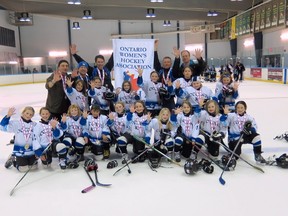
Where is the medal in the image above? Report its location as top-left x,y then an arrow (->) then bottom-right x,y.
24,143 -> 30,150
96,140 -> 101,145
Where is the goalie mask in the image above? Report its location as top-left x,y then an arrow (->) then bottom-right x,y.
184,159 -> 200,175
275,153 -> 288,168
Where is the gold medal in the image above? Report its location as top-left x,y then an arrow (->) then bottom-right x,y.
24,143 -> 30,150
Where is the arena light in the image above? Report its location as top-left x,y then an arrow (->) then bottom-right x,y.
49,51 -> 68,57
243,39 -> 254,47
280,32 -> 288,40
99,49 -> 113,55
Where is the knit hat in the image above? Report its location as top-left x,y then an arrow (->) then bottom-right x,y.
78,61 -> 89,69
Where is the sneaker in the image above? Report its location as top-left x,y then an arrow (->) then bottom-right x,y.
255,154 -> 266,164
189,151 -> 197,160
103,150 -> 110,160
59,158 -> 67,170
174,151 -> 181,162
121,153 -> 129,164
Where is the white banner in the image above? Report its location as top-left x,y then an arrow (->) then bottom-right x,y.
113,39 -> 154,90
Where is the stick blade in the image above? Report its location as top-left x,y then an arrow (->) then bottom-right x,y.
219,177 -> 226,185
10,189 -> 15,196
81,185 -> 95,193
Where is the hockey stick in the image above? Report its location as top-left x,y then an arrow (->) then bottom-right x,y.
118,147 -> 131,174
133,135 -> 182,167
200,130 -> 264,173
219,134 -> 244,185
113,147 -> 151,176
113,140 -> 161,176
82,166 -> 96,193
94,170 -> 111,187
183,136 -> 225,171
10,143 -> 52,196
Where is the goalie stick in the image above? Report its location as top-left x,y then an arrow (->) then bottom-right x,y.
200,130 -> 264,173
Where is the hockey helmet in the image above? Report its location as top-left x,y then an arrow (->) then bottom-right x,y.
84,158 -> 98,171
107,160 -> 118,169
221,154 -> 237,170
184,159 -> 200,175
198,158 -> 214,174
275,153 -> 288,168
104,92 -> 116,101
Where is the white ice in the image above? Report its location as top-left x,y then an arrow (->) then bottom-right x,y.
0,80 -> 288,216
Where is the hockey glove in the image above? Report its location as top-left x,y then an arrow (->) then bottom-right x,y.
211,131 -> 223,141
242,121 -> 253,135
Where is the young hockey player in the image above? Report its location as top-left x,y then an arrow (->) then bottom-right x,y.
215,72 -> 239,113
65,77 -> 89,111
221,101 -> 266,163
137,68 -> 163,117
115,81 -> 146,112
145,108 -> 177,167
1,107 -> 37,172
32,107 -> 63,167
172,101 -> 200,162
194,100 -> 227,160
116,100 -> 151,163
58,104 -> 86,169
88,76 -> 113,116
174,75 -> 216,111
107,101 -> 129,158
81,104 -> 111,160
168,66 -> 194,108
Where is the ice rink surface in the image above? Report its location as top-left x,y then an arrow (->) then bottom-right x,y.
1,80 -> 288,216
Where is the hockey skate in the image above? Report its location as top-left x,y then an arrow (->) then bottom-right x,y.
103,149 -> 110,160
121,153 -> 129,164
5,154 -> 16,169
189,151 -> 198,160
254,153 -> 266,164
59,158 -> 67,170
174,151 -> 181,162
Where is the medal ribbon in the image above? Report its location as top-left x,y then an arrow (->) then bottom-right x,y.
20,119 -> 33,144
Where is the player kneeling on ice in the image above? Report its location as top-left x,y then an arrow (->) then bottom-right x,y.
32,107 -> 63,167
220,101 -> 266,164
80,104 -> 111,161
1,107 -> 37,172
172,101 -> 200,162
194,100 -> 227,163
145,108 -> 177,168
